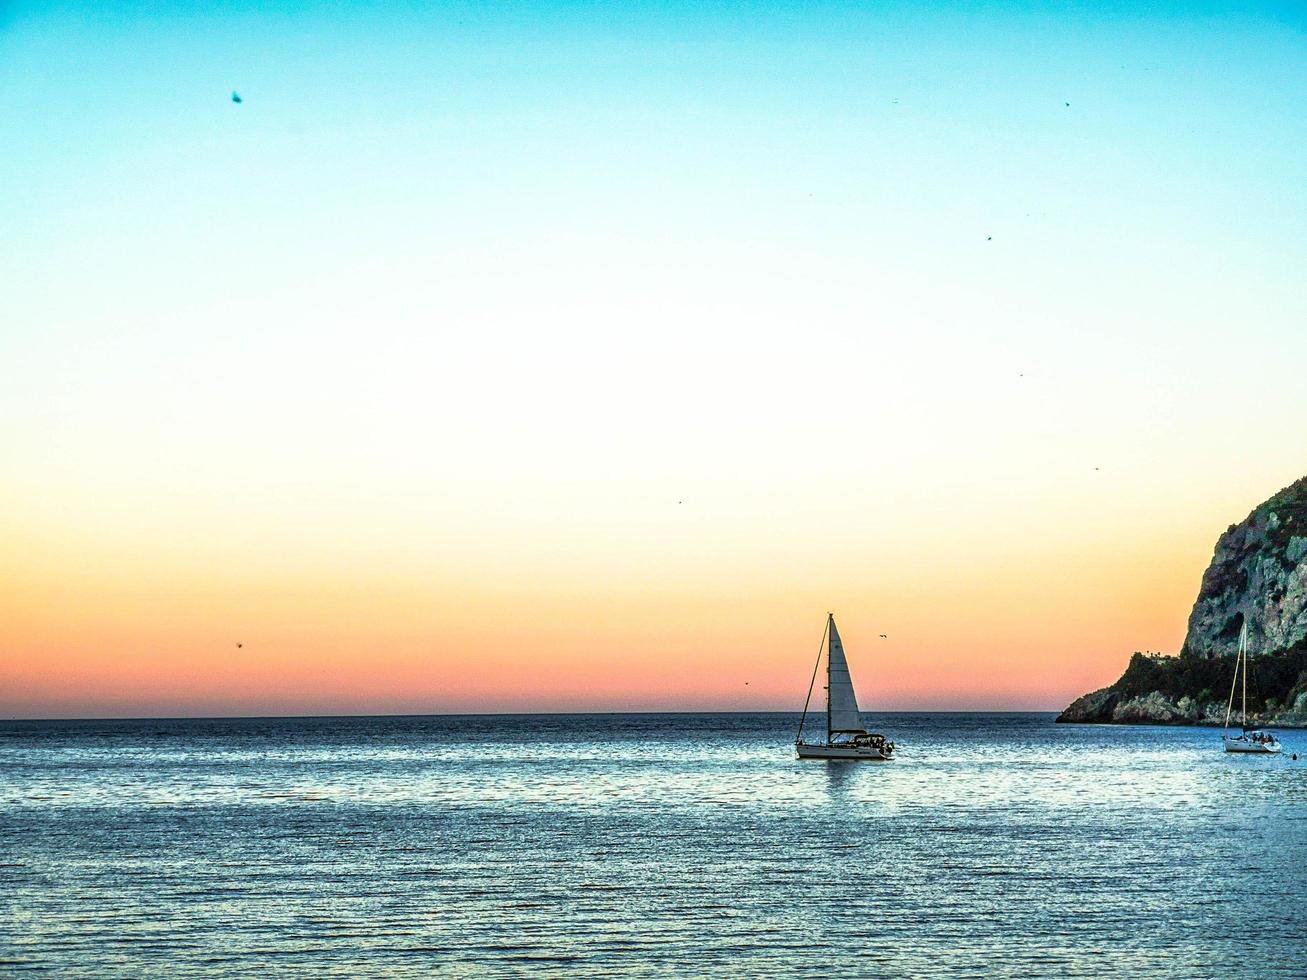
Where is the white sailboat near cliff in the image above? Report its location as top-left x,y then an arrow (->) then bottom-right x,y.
1221,620 -> 1281,754
796,614 -> 896,760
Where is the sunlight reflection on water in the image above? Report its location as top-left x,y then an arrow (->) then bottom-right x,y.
2,713 -> 1304,976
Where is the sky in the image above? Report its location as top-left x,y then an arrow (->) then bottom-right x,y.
2,0 -> 1305,718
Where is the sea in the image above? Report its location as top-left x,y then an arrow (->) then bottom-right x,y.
2,713 -> 1304,977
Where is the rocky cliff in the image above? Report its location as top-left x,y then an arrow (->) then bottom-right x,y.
1182,476 -> 1307,658
1059,475 -> 1307,726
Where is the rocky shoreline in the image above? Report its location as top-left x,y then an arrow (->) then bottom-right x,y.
1057,682 -> 1307,728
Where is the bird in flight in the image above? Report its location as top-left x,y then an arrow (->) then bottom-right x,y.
231,91 -> 243,104
236,642 -> 243,648
879,634 -> 888,639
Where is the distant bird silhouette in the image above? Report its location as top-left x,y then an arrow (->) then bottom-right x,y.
236,642 -> 243,648
879,634 -> 888,639
1064,101 -> 1070,107
986,236 -> 992,241
231,91 -> 243,104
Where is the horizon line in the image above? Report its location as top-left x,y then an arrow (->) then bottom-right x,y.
2,708 -> 1063,723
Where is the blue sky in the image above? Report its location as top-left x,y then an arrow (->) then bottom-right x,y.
5,1 -> 1304,475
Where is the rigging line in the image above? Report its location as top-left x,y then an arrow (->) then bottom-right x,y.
796,616 -> 830,746
1223,621 -> 1245,732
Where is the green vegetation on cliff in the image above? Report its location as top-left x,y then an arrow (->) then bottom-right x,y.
1058,636 -> 1307,725
1115,641 -> 1307,711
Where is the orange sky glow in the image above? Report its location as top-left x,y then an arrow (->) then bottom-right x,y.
4,464 -> 1298,718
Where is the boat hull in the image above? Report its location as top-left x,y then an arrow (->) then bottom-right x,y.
796,743 -> 893,761
1223,736 -> 1281,754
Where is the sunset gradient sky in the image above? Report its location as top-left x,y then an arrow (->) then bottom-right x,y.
3,0 -> 1306,717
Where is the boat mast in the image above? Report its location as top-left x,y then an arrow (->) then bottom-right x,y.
796,616 -> 830,745
1241,621 -> 1248,729
826,612 -> 833,745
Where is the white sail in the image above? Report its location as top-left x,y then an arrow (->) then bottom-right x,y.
827,617 -> 864,733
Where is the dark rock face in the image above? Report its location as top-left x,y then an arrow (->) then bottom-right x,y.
1182,476 -> 1307,659
1056,688 -> 1116,723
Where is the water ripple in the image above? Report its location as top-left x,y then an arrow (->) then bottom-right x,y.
2,713 -> 1305,977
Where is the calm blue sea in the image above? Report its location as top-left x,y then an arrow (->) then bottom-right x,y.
2,713 -> 1305,977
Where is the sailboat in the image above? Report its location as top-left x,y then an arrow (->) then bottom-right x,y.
1221,620 -> 1281,754
795,613 -> 895,760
